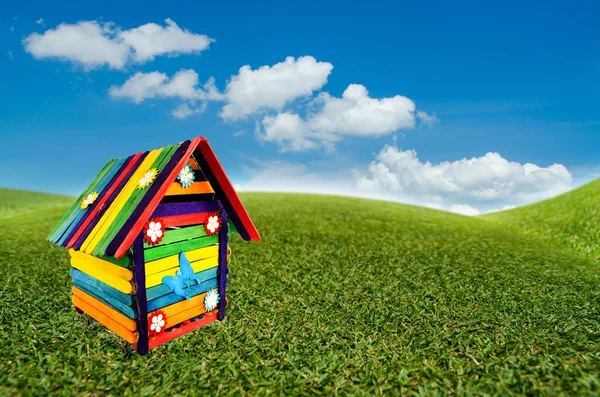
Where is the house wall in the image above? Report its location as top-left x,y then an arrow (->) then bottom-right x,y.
143,158 -> 229,342
68,250 -> 138,343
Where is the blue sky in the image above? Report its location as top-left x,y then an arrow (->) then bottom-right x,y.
1,0 -> 598,214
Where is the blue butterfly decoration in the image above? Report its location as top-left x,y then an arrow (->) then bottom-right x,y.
162,252 -> 200,301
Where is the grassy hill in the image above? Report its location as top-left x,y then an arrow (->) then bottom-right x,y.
483,178 -> 600,261
0,188 -> 74,219
0,188 -> 598,395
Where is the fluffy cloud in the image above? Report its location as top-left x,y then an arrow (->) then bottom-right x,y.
109,70 -> 222,103
23,19 -> 213,70
171,103 -> 207,119
258,84 -> 417,151
417,111 -> 439,126
356,145 -> 573,203
235,148 -> 574,216
220,56 -> 333,120
449,204 -> 480,216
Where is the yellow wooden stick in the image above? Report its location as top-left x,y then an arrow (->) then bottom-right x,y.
144,245 -> 219,276
71,261 -> 134,294
69,250 -> 133,280
72,295 -> 138,344
81,148 -> 163,253
145,257 -> 218,288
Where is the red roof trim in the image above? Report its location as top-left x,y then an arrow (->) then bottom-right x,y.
196,137 -> 261,242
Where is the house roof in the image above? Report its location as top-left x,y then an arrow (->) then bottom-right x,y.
47,137 -> 260,259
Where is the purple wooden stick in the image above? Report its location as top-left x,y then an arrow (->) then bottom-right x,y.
133,233 -> 149,356
217,210 -> 229,321
73,152 -> 149,251
151,200 -> 222,217
193,149 -> 251,241
103,141 -> 192,256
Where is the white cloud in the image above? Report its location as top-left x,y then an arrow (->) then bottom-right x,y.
486,204 -> 516,214
220,56 -> 333,120
9,26 -> 15,32
109,70 -> 222,103
171,103 -> 207,119
417,110 -> 439,126
258,84 -> 417,151
119,18 -> 214,63
7,50 -> 13,60
449,204 -> 480,216
36,18 -> 45,25
355,145 -> 573,203
234,149 -> 575,216
23,19 -> 213,70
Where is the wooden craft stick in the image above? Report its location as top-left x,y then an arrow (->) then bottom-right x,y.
143,224 -> 208,249
72,287 -> 137,331
153,290 -> 211,320
63,155 -> 135,248
143,235 -> 218,262
69,249 -> 133,280
147,277 -> 219,312
95,145 -> 178,256
144,245 -> 219,275
165,181 -> 214,196
132,234 -> 149,356
113,138 -> 201,259
164,304 -> 210,330
145,256 -> 218,288
217,211 -> 228,321
81,148 -> 164,254
195,138 -> 261,241
72,295 -> 138,344
148,311 -> 217,350
160,213 -> 210,228
48,157 -> 117,242
70,261 -> 134,294
71,152 -> 147,250
151,200 -> 222,218
145,266 -> 219,301
94,253 -> 132,268
72,280 -> 136,319
56,157 -> 127,246
70,268 -> 133,306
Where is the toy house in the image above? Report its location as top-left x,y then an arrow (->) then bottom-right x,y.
46,137 -> 260,355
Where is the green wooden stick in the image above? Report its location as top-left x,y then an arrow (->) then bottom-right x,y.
143,235 -> 219,262
143,224 -> 208,249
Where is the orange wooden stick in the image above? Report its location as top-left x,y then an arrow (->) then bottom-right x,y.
165,181 -> 214,196
72,295 -> 138,344
72,287 -> 137,331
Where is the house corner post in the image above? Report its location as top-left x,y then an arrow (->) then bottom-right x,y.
217,211 -> 229,321
133,233 -> 149,355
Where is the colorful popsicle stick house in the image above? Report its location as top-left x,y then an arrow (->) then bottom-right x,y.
47,137 -> 260,355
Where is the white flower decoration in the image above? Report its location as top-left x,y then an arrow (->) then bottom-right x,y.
206,215 -> 220,234
146,221 -> 163,243
80,192 -> 98,209
138,169 -> 158,189
177,163 -> 195,188
150,313 -> 166,333
204,289 -> 220,312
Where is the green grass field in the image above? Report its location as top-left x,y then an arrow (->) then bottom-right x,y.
0,185 -> 598,396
